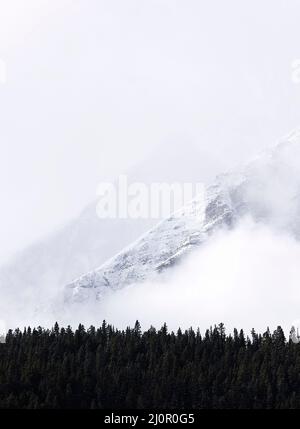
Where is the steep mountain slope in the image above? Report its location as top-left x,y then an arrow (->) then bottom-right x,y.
0,141 -> 211,302
66,129 -> 300,302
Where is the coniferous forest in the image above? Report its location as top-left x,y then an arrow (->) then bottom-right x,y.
0,321 -> 300,409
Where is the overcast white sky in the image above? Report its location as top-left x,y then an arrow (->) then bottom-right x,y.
0,0 -> 300,262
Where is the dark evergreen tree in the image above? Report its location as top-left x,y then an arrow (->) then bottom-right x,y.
0,321 -> 299,409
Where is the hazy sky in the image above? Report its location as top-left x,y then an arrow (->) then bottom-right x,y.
1,0 -> 300,262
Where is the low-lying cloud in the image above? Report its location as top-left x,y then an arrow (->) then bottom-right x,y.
2,218 -> 300,337
94,219 -> 300,335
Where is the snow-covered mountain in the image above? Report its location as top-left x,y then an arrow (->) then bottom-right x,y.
0,141 -> 213,303
66,129 -> 300,302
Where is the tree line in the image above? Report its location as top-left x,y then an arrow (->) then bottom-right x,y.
0,321 -> 299,409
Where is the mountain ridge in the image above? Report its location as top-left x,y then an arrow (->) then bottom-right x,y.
65,128 -> 300,303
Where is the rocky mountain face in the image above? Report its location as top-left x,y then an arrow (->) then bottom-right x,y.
65,129 -> 300,303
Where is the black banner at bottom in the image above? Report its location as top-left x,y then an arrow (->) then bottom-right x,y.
0,409 -> 298,426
